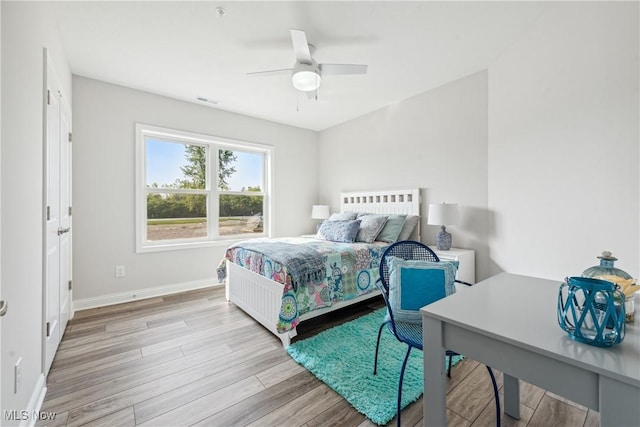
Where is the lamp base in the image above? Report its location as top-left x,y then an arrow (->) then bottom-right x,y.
435,225 -> 452,251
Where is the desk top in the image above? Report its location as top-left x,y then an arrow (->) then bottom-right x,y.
421,272 -> 640,387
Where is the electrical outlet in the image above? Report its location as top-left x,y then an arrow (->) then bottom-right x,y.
115,265 -> 125,278
14,357 -> 22,393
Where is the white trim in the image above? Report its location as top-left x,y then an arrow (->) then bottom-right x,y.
20,374 -> 46,427
73,279 -> 220,311
136,235 -> 260,253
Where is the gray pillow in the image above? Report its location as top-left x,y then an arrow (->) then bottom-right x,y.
316,219 -> 361,243
328,212 -> 358,221
397,215 -> 420,241
376,214 -> 407,243
355,214 -> 388,243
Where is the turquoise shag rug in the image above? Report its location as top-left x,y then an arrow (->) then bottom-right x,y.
287,308 -> 463,425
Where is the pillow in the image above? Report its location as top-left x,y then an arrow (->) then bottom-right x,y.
328,212 -> 358,221
386,256 -> 458,324
375,214 -> 407,243
316,219 -> 361,243
355,214 -> 388,243
397,215 -> 420,241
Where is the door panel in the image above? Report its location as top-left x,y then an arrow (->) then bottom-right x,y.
44,69 -> 61,374
44,53 -> 71,376
59,95 -> 71,335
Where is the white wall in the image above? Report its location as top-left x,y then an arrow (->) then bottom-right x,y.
488,2 -> 639,280
318,2 -> 639,283
72,77 -> 318,304
318,72 -> 490,279
1,2 -> 72,422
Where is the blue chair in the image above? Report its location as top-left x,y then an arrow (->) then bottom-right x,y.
373,240 -> 501,427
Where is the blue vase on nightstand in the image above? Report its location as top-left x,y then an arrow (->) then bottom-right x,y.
435,225 -> 452,251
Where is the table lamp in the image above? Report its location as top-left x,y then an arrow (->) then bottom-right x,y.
311,205 -> 330,231
427,203 -> 459,250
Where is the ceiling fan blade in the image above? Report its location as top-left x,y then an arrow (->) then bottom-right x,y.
319,64 -> 368,76
290,29 -> 312,64
246,68 -> 292,77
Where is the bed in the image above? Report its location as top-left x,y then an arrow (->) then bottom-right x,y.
225,188 -> 421,347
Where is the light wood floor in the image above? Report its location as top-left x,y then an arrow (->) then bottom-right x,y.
39,286 -> 600,427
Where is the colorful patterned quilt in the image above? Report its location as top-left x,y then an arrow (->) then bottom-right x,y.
225,237 -> 388,333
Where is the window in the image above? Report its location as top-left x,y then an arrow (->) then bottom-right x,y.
136,124 -> 272,252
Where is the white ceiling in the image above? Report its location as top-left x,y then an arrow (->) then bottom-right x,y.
52,1 -> 550,131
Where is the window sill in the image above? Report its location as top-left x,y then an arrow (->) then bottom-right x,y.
136,235 -> 266,253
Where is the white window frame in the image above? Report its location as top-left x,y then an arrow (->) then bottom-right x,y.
135,123 -> 273,253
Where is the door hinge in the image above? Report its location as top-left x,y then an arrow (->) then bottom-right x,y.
47,90 -> 51,105
46,321 -> 51,337
68,280 -> 72,290
68,132 -> 72,142
69,206 -> 72,216
46,206 -> 51,220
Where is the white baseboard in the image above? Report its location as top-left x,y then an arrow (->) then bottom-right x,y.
20,374 -> 46,427
72,278 -> 222,311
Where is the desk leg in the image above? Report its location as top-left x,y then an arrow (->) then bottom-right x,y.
503,374 -> 520,420
599,375 -> 640,426
423,316 -> 446,427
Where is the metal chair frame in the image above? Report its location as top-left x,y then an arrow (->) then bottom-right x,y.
373,240 -> 501,427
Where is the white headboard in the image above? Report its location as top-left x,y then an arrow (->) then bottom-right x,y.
339,189 -> 421,239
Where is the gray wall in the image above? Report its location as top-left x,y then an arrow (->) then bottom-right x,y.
318,2 -> 639,282
318,71 -> 491,279
72,77 -> 319,304
487,2 -> 639,280
1,2 -> 72,421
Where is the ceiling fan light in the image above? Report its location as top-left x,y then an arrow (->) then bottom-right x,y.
292,70 -> 321,91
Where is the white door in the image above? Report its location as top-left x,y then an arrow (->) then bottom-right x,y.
59,94 -> 71,336
44,52 -> 72,375
44,61 -> 61,374
1,6 -> 4,412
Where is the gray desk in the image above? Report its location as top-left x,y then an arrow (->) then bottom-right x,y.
421,273 -> 640,426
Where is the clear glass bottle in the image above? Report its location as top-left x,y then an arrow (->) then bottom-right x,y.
583,251 -> 634,323
582,251 -> 632,280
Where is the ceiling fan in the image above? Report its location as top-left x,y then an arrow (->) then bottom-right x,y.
247,29 -> 368,97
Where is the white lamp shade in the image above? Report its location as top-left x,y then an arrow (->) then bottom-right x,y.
292,71 -> 321,91
427,203 -> 459,226
311,205 -> 330,220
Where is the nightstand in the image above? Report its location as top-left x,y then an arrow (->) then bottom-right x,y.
432,247 -> 475,284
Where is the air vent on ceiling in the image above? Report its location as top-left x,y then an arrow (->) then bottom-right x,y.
196,97 -> 218,105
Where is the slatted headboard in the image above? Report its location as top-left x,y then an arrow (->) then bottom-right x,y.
339,189 -> 421,240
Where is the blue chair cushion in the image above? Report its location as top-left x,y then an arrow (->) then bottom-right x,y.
387,256 -> 458,324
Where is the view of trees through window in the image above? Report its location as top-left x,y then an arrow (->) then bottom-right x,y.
145,138 -> 265,241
